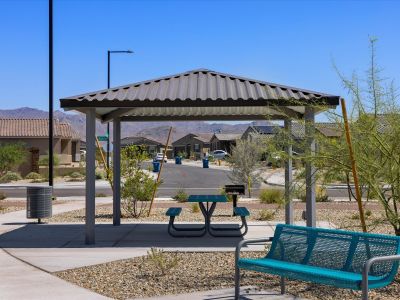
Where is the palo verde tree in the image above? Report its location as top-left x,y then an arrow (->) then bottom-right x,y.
267,37 -> 400,235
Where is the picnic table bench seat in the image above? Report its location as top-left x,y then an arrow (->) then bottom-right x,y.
233,207 -> 250,217
235,224 -> 400,300
166,207 -> 182,217
166,207 -> 206,237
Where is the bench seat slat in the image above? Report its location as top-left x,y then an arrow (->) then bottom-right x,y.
238,258 -> 384,290
166,207 -> 182,217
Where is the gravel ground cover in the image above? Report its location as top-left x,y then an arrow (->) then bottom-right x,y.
52,201 -> 399,299
55,251 -> 400,300
0,199 -> 68,215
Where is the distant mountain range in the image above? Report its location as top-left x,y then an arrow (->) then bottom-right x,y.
0,107 -> 271,142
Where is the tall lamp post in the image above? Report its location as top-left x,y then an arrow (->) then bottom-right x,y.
49,0 -> 54,186
106,50 -> 133,171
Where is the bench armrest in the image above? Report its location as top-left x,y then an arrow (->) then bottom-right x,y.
235,237 -> 273,265
362,254 -> 400,299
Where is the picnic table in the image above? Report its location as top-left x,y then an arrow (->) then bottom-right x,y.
166,194 -> 249,237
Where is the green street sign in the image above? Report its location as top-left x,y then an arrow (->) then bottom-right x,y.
97,135 -> 108,142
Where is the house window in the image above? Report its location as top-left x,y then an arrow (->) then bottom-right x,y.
194,143 -> 200,152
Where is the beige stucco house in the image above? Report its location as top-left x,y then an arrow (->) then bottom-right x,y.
0,118 -> 81,176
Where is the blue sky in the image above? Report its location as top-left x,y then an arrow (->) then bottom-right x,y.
0,0 -> 399,120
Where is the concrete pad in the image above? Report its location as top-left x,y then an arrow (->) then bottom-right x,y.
134,286 -> 304,300
6,247 -> 149,272
1,221 -> 334,272
0,249 -> 109,300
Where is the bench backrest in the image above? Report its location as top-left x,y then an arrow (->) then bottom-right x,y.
267,224 -> 400,278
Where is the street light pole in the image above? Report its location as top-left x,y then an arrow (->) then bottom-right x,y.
106,50 -> 133,171
49,0 -> 54,186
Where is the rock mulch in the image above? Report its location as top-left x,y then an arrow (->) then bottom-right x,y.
55,251 -> 400,300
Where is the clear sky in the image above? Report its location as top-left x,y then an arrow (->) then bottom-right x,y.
0,0 -> 399,119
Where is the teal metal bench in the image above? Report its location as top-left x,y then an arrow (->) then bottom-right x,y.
235,224 -> 400,300
166,207 -> 206,237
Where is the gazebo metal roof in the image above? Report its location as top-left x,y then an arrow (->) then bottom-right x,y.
60,69 -> 340,122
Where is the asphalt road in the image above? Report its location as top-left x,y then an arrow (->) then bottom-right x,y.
0,163 -> 351,198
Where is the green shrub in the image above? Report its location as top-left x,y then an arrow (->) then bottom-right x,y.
173,188 -> 188,203
365,209 -> 372,217
258,209 -> 276,221
25,172 -> 42,180
69,171 -> 83,179
259,188 -> 284,204
0,171 -> 22,183
38,153 -> 60,166
191,203 -> 200,213
95,169 -> 106,180
298,186 -> 330,202
95,193 -> 107,197
219,188 -> 233,202
146,248 -> 180,276
0,192 -> 6,200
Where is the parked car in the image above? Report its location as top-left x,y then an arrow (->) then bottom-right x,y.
212,150 -> 228,160
154,153 -> 167,163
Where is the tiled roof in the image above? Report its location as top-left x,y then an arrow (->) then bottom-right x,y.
120,136 -> 163,146
194,133 -> 213,143
0,118 -> 81,139
251,125 -> 283,135
213,133 -> 242,141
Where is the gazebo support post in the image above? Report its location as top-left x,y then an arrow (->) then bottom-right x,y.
113,117 -> 121,226
284,119 -> 293,225
281,118 -> 293,294
305,107 -> 316,227
85,108 -> 96,244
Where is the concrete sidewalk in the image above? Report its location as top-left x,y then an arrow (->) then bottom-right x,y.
0,248 -> 109,299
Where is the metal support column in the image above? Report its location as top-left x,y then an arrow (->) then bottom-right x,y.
284,119 -> 293,225
113,117 -> 121,226
305,107 -> 316,227
85,108 -> 96,244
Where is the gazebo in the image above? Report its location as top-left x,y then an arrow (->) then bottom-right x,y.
60,69 -> 340,244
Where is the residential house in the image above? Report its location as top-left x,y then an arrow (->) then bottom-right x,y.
172,133 -> 213,159
210,133 -> 242,154
120,136 -> 172,158
0,118 -> 81,176
242,125 -> 283,141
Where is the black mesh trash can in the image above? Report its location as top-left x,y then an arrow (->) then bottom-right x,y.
26,186 -> 52,223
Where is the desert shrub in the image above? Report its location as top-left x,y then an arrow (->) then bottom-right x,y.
95,193 -> 107,197
228,139 -> 262,197
95,169 -> 105,180
258,209 -> 276,221
121,145 -> 159,218
173,188 -> 188,203
0,171 -> 22,183
259,188 -> 284,204
191,203 -> 200,213
38,153 -> 60,166
25,172 -> 42,180
298,186 -> 330,202
220,188 -> 233,202
69,171 -> 83,179
146,248 -> 180,276
0,192 -> 6,200
0,142 -> 27,177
